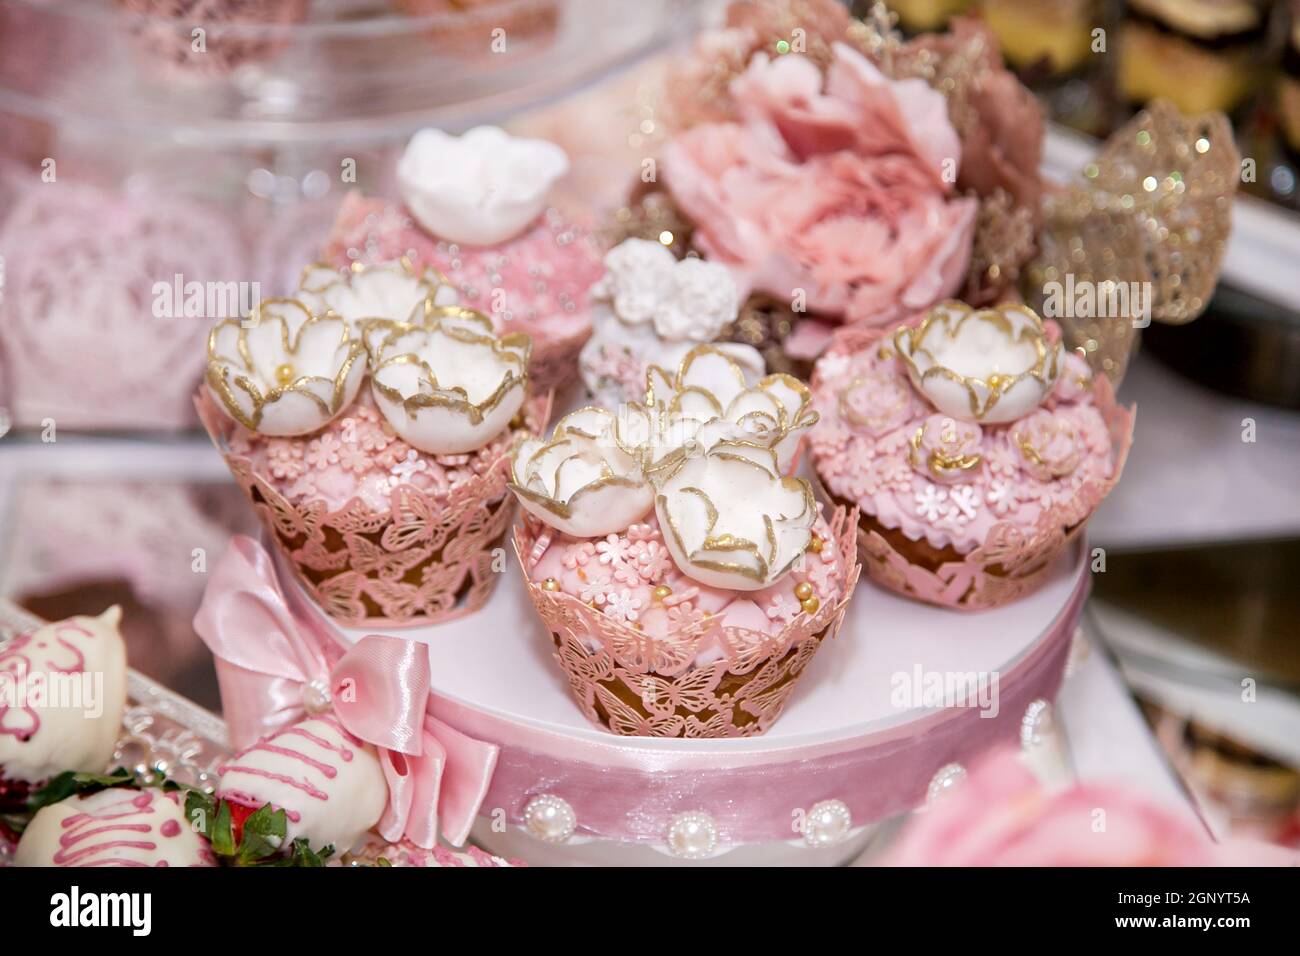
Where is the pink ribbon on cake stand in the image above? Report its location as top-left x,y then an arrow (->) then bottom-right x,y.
193,535 -> 497,847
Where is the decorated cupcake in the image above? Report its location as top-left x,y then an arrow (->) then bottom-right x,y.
320,126 -> 602,394
197,289 -> 546,627
393,0 -> 559,55
1281,12 -> 1300,165
0,608 -> 128,807
510,346 -> 858,738
16,785 -> 217,868
810,301 -> 1134,610
115,0 -> 310,79
980,0 -> 1097,78
579,238 -> 764,407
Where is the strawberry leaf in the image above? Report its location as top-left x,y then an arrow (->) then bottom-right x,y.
251,838 -> 334,868
184,789 -> 217,841
287,839 -> 334,867
28,768 -> 137,813
235,805 -> 287,864
210,798 -> 236,858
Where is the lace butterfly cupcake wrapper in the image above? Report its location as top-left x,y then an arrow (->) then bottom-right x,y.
842,376 -> 1134,611
513,507 -> 861,738
197,389 -> 551,628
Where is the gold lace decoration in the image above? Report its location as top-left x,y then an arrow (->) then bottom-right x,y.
964,189 -> 1038,306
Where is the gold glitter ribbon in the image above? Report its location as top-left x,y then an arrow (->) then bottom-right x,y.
1025,100 -> 1240,384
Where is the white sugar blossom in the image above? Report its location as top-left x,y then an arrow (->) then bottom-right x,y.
510,407 -> 654,538
896,301 -> 1061,424
655,443 -> 816,591
645,344 -> 818,474
580,239 -> 760,406
207,298 -> 366,436
594,238 -> 677,323
297,259 -> 457,334
369,308 -> 529,454
397,126 -> 569,246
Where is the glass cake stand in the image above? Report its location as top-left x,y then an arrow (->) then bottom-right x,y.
0,0 -> 700,432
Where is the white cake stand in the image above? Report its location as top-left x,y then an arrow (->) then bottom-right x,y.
307,534 -> 1089,866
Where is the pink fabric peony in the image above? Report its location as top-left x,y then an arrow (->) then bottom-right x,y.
884,749 -> 1295,867
665,42 -> 977,331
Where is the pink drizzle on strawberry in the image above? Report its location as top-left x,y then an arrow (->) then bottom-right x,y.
217,715 -> 358,808
0,626 -> 91,742
54,790 -> 159,867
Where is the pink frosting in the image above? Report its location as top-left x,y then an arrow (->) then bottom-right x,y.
811,334 -> 1114,555
528,511 -> 844,662
664,43 -> 976,328
227,391 -> 515,513
322,192 -> 600,344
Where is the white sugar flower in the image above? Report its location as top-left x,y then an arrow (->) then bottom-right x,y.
206,298 -> 366,436
510,407 -> 654,538
581,240 -> 759,406
592,238 -> 676,323
895,301 -> 1061,424
645,345 -> 818,474
369,308 -> 529,454
654,256 -> 737,342
655,443 -> 816,591
591,239 -> 740,342
397,126 -> 569,247
297,259 -> 457,334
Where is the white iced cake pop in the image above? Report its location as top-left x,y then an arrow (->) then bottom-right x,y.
216,716 -> 387,852
16,787 -> 217,867
0,607 -> 128,785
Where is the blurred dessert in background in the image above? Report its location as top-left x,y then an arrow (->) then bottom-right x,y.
1280,9 -> 1300,164
883,0 -> 973,33
979,0 -> 1097,78
1117,0 -> 1268,116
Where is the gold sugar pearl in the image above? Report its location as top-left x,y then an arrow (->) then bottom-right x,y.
794,581 -> 814,601
808,535 -> 824,554
275,363 -> 296,385
800,596 -> 821,614
541,578 -> 560,592
652,585 -> 673,602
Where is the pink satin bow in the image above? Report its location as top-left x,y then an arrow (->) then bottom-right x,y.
193,535 -> 497,847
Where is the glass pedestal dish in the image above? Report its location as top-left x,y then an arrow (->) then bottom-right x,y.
0,0 -> 695,432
